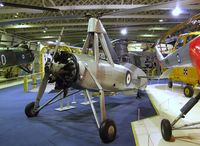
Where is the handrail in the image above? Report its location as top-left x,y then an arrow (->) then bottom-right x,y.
0,72 -> 43,83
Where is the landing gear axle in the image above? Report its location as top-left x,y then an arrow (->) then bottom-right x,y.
25,102 -> 39,117
161,93 -> 200,141
183,85 -> 194,97
99,119 -> 117,143
161,119 -> 172,141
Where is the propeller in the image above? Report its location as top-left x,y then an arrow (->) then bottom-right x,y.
33,27 -> 65,108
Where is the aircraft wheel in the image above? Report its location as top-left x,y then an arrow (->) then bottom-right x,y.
161,119 -> 172,141
184,85 -> 194,97
99,119 -> 117,143
25,102 -> 39,117
168,80 -> 173,88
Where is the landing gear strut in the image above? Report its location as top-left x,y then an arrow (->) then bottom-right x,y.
161,93 -> 200,141
85,89 -> 117,143
168,80 -> 173,88
25,89 -> 80,118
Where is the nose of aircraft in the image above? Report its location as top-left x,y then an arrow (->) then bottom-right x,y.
52,52 -> 79,90
189,36 -> 200,78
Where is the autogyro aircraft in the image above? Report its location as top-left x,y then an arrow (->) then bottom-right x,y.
155,13 -> 200,142
24,17 -> 147,143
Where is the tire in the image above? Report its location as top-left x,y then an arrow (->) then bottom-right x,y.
161,119 -> 172,141
168,80 -> 173,88
184,85 -> 194,97
25,102 -> 39,117
99,119 -> 117,143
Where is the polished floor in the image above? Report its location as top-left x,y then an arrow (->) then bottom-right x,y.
132,83 -> 200,146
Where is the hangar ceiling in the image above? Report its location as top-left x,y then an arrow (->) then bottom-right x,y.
0,0 -> 199,46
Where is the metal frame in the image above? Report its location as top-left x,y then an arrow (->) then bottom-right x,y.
35,89 -> 81,112
169,92 -> 200,132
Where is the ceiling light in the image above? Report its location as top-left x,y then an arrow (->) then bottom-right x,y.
172,6 -> 182,16
14,12 -> 19,18
121,28 -> 127,36
0,3 -> 4,7
41,36 -> 56,39
159,19 -> 163,22
14,24 -> 31,28
149,27 -> 168,30
43,26 -> 48,33
140,34 -> 157,37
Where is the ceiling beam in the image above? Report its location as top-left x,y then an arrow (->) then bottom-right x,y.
32,36 -> 159,45
11,26 -> 169,34
21,30 -> 164,37
3,21 -> 179,29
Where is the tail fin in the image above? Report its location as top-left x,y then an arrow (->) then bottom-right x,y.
155,43 -> 165,61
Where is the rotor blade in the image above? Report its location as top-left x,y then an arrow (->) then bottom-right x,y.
160,13 -> 200,42
0,15 -> 81,25
1,2 -> 60,12
107,0 -> 199,15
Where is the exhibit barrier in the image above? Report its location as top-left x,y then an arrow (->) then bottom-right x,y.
0,72 -> 41,90
23,72 -> 43,92
0,75 -> 24,89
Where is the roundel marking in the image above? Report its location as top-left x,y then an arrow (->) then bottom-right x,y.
176,53 -> 181,63
183,68 -> 188,75
125,71 -> 132,86
1,54 -> 6,65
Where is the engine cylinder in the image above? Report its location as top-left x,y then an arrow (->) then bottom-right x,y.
51,52 -> 79,89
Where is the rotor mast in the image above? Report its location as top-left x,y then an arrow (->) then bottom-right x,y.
83,18 -> 116,65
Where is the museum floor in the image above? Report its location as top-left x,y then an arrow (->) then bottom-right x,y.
0,82 -> 156,146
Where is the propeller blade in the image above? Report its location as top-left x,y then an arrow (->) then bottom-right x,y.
34,72 -> 50,108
